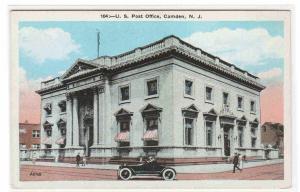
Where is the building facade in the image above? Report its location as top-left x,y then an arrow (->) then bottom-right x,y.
36,35 -> 266,162
19,122 -> 41,150
261,122 -> 284,157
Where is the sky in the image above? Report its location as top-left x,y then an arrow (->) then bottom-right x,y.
19,21 -> 284,124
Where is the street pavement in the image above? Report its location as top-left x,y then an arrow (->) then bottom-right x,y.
20,162 -> 283,181
21,159 -> 283,173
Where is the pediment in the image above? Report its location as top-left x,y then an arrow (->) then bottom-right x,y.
140,103 -> 162,113
182,104 -> 200,113
237,115 -> 247,121
60,59 -> 99,80
114,108 -> 133,117
250,118 -> 259,125
43,120 -> 53,129
57,118 -> 66,125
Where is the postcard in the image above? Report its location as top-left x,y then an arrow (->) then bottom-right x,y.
10,7 -> 292,190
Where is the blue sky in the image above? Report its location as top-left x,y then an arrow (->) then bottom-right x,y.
19,21 -> 284,82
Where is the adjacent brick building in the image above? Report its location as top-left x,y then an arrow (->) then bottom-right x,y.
19,122 -> 41,149
261,122 -> 284,157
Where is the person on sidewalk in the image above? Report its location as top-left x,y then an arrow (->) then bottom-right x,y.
232,153 -> 241,173
76,153 -> 81,168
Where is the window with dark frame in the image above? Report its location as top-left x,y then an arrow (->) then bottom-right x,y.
32,130 -> 40,138
146,118 -> 158,130
250,100 -> 256,112
238,96 -> 243,109
251,137 -> 257,148
60,128 -> 66,136
44,103 -> 52,115
251,127 -> 256,136
206,87 -> 213,101
32,144 -> 40,149
184,118 -> 193,145
120,121 -> 130,132
185,80 -> 193,96
46,129 -> 52,137
145,118 -> 158,146
147,79 -> 158,96
206,121 -> 213,146
120,86 -> 130,101
223,92 -> 229,105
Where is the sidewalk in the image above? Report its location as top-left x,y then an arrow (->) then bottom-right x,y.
20,159 -> 283,174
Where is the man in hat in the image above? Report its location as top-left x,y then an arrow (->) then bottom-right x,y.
232,153 -> 241,173
76,153 -> 81,168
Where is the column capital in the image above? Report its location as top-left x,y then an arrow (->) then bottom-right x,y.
66,92 -> 72,100
66,91 -> 79,99
92,86 -> 105,94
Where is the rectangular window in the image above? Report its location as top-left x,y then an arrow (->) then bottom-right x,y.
59,101 -> 66,112
31,144 -> 40,149
32,130 -> 40,138
147,79 -> 158,96
206,87 -> 213,102
238,126 -> 244,147
223,92 -> 229,105
44,103 -> 52,115
185,80 -> 193,96
46,129 -> 52,137
120,86 -> 130,101
60,128 -> 66,136
146,118 -> 158,130
251,127 -> 256,136
206,121 -> 213,146
250,100 -> 256,112
120,121 -> 130,132
237,96 -> 244,110
185,118 -> 194,145
251,138 -> 257,148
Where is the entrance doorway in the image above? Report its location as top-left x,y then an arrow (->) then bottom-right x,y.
83,118 -> 93,157
223,125 -> 233,156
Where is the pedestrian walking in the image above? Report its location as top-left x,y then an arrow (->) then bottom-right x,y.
76,153 -> 81,168
232,153 -> 241,173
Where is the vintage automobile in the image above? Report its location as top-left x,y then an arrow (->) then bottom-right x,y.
118,159 -> 176,180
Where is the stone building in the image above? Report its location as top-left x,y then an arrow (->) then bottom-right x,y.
36,35 -> 266,162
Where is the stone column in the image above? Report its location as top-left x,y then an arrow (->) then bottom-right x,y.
104,79 -> 112,147
72,94 -> 80,147
98,86 -> 105,145
66,93 -> 72,147
245,121 -> 251,148
92,87 -> 99,146
215,117 -> 221,147
232,120 -> 238,152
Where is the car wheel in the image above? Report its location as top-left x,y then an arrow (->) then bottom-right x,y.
162,168 -> 176,180
119,168 -> 132,180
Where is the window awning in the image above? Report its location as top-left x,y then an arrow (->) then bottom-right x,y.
143,129 -> 158,141
42,137 -> 52,145
55,136 -> 66,145
115,131 -> 129,142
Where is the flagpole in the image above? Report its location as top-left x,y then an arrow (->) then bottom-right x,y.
97,30 -> 100,58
